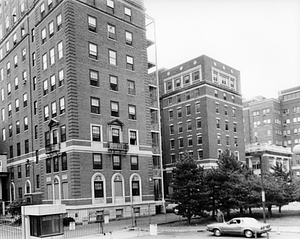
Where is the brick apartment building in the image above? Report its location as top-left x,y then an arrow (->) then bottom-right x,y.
0,0 -> 164,220
243,86 -> 300,176
158,55 -> 245,197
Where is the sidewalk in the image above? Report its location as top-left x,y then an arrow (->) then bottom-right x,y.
66,213 -> 300,239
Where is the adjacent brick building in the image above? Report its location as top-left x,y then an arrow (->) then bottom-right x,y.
243,86 -> 300,176
0,0 -> 163,220
158,55 -> 245,197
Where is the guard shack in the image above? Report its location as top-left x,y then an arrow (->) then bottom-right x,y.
21,204 -> 66,239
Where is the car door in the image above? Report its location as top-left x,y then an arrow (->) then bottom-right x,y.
226,219 -> 241,235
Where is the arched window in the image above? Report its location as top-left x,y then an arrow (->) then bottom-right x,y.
94,175 -> 104,198
132,175 -> 140,196
112,174 -> 124,204
26,181 -> 31,194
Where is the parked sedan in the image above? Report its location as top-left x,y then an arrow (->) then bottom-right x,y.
206,217 -> 271,238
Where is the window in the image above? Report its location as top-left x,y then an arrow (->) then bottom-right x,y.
1,108 -> 5,121
188,137 -> 193,146
32,52 -> 36,66
107,24 -> 116,40
57,14 -> 62,31
50,75 -> 56,91
49,21 -> 54,38
2,129 -> 6,141
174,78 -> 181,88
33,76 -> 37,91
166,81 -> 172,91
111,101 -> 119,117
183,74 -> 190,84
14,77 -> 19,90
10,145 -> 13,158
185,91 -> 191,100
18,165 -> 22,178
51,102 -> 57,118
88,15 -> 97,32
93,153 -> 102,169
198,150 -> 203,160
8,82 -> 11,95
40,3 -> 45,18
179,138 -> 184,148
46,158 -> 51,173
169,125 -> 174,135
43,80 -> 48,95
60,125 -> 66,142
48,0 -> 53,10
197,134 -> 203,145
41,28 -> 46,44
215,90 -> 218,98
44,106 -> 49,121
92,125 -> 101,141
25,139 -> 29,154
31,28 -> 35,42
226,135 -> 230,146
223,93 -> 227,100
132,179 -> 140,196
225,121 -> 229,130
233,123 -> 237,133
53,157 -> 59,172
113,155 -> 121,170
128,105 -> 136,120
131,156 -> 138,170
109,75 -> 118,91
217,134 -> 221,144
177,94 -> 181,103
187,121 -> 192,131
24,117 -> 28,131
17,143 -> 21,156
169,110 -> 173,120
13,33 -> 17,45
178,122 -> 183,133
126,55 -> 134,71
170,139 -> 175,149
216,118 -> 220,129
195,102 -> 200,113
124,6 -> 132,21
125,31 -> 133,45
58,69 -> 64,86
94,180 -> 104,198
49,48 -> 55,65
6,41 -> 10,52
127,80 -> 136,95
33,101 -> 37,115
177,108 -> 182,118
89,42 -> 98,60
91,97 -> 100,114
59,97 -> 65,114
14,55 -> 18,68
57,41 -> 63,59
224,106 -> 228,115
23,93 -> 27,107
42,53 -> 47,70
36,175 -> 40,189
61,153 -> 67,171
7,61 -> 10,75
196,118 -> 202,129
192,71 -> 200,81
129,130 -> 137,145
107,0 -> 114,14
34,125 -> 38,139
0,88 -> 3,101
186,105 -> 191,115
8,103 -> 12,116
109,49 -> 117,65
9,125 -> 13,137
0,68 -> 3,81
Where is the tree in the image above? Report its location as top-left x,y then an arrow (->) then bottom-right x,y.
7,198 -> 28,216
171,152 -> 209,224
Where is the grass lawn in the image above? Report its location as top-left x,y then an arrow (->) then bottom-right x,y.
165,208 -> 300,227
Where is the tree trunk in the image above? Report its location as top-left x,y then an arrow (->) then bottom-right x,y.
267,205 -> 272,218
278,205 -> 282,213
249,207 -> 252,215
239,207 -> 243,215
226,209 -> 230,219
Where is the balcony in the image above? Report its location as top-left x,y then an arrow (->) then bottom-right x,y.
45,144 -> 60,155
108,142 -> 129,154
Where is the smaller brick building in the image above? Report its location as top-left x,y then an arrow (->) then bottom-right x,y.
158,55 -> 245,197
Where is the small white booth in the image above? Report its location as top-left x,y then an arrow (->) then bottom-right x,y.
21,204 -> 66,239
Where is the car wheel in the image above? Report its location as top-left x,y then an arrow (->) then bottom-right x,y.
244,230 -> 253,238
213,229 -> 221,237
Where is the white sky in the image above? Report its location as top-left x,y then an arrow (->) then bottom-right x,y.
144,0 -> 300,99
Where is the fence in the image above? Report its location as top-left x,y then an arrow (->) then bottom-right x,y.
0,219 -> 22,239
64,221 -> 103,238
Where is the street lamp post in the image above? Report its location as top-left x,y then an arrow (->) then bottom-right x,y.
259,153 -> 266,223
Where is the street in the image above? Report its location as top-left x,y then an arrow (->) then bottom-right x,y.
136,231 -> 300,239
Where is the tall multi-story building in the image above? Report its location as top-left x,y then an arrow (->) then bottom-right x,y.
243,85 -> 300,176
0,0 -> 164,220
158,55 -> 245,197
